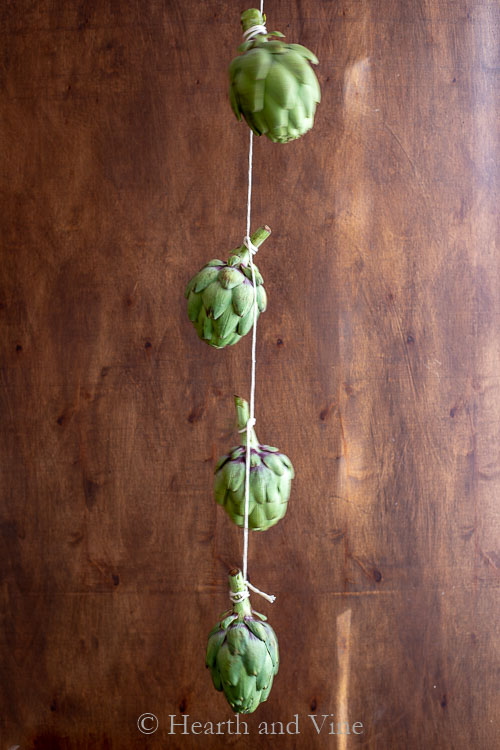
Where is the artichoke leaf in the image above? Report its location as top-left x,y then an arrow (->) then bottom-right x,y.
249,503 -> 267,529
238,47 -> 272,81
288,43 -> 319,64
187,290 -> 203,322
237,41 -> 254,53
223,460 -> 246,492
235,672 -> 258,705
206,629 -> 226,668
261,444 -> 279,452
256,284 -> 267,312
299,81 -> 315,118
262,95 -> 289,132
262,452 -> 285,475
251,468 -> 267,504
245,618 -> 268,642
194,266 -> 220,293
226,624 -> 248,655
217,306 -> 239,340
264,476 -> 281,505
217,646 -> 243,687
211,286 -> 233,319
210,669 -> 223,691
202,313 -> 213,341
214,472 -> 229,505
260,679 -> 274,702
237,72 -> 265,112
248,109 -> 269,135
220,613 -> 239,630
243,635 -> 268,676
255,651 -> 274,690
218,266 -> 244,290
278,472 -> 292,498
265,61 -> 298,109
252,610 -> 268,621
237,306 -> 256,337
265,628 -> 279,669
185,277 -> 196,298
214,453 -> 230,474
230,445 -> 245,460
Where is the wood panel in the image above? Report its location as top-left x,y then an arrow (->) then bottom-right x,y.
1,1 -> 499,748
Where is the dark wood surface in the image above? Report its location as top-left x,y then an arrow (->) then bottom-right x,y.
1,1 -> 499,748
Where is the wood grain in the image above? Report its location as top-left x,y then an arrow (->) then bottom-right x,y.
1,1 -> 499,748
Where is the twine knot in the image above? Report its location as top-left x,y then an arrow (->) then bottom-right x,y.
243,235 -> 259,256
242,24 -> 267,42
238,416 -> 256,433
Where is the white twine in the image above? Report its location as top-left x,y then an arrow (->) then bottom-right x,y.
242,129 -> 257,587
242,0 -> 266,42
239,110 -> 275,605
242,23 -> 267,42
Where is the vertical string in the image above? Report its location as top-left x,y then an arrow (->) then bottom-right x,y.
242,129 -> 256,584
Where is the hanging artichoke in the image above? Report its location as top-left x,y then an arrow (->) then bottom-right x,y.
206,569 -> 279,714
185,226 -> 269,349
214,396 -> 294,531
229,8 -> 321,143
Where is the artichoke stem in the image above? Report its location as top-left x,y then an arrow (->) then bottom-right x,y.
229,569 -> 252,619
241,8 -> 265,34
234,395 -> 259,447
229,225 -> 271,266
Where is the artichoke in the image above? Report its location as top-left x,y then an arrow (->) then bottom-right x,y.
214,396 -> 294,531
206,569 -> 279,714
229,8 -> 321,143
185,226 -> 269,349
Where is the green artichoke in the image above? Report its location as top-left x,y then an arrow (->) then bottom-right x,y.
214,396 -> 294,531
229,8 -> 321,143
185,226 -> 269,349
206,569 -> 279,714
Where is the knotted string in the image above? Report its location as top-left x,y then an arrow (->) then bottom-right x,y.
242,23 -> 267,42
242,0 -> 266,43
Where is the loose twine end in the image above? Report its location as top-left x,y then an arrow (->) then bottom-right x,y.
229,580 -> 276,605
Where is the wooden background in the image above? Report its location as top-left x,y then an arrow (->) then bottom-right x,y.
1,1 -> 499,748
